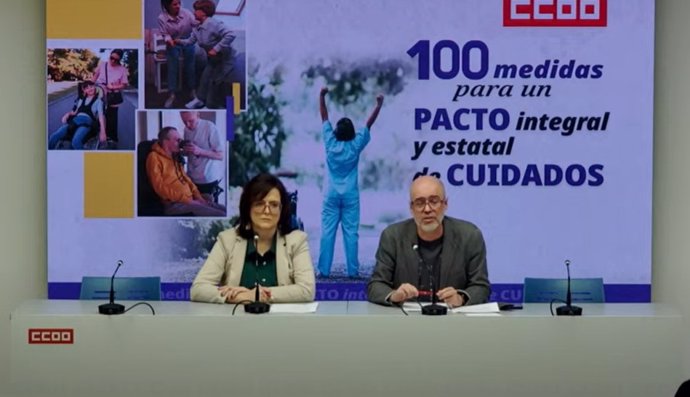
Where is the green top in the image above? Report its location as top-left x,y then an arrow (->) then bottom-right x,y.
239,236 -> 278,288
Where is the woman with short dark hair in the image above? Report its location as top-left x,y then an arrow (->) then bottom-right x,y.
191,173 -> 316,303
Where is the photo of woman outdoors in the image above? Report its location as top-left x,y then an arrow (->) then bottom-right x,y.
46,48 -> 138,150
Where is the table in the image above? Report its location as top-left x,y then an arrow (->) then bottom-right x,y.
10,300 -> 684,397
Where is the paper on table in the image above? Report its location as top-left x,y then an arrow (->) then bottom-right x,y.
268,302 -> 319,314
452,302 -> 501,314
460,313 -> 502,317
402,302 -> 450,312
402,302 -> 501,314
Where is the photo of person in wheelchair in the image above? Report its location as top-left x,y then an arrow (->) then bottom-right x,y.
144,126 -> 227,217
48,81 -> 106,150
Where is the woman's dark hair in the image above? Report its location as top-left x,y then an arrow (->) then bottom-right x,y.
237,173 -> 294,239
335,117 -> 355,141
161,0 -> 176,14
110,49 -> 124,64
78,81 -> 95,98
193,0 -> 216,17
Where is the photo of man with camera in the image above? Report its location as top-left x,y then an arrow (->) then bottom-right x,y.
179,111 -> 225,203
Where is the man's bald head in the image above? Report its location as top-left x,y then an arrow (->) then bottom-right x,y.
409,176 -> 448,236
410,176 -> 446,201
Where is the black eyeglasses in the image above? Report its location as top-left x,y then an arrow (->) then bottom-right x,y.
252,200 -> 281,213
410,195 -> 445,211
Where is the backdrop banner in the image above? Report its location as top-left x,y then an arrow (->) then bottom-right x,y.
46,0 -> 654,303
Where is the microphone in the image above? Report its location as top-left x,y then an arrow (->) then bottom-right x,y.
245,235 -> 270,314
556,259 -> 582,316
99,260 -> 125,315
412,244 -> 447,316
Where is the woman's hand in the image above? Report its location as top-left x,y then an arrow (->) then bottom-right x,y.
61,111 -> 75,124
218,286 -> 272,303
218,286 -> 250,303
257,286 -> 272,303
207,48 -> 217,57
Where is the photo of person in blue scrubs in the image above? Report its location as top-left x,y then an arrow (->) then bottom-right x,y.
317,86 -> 384,278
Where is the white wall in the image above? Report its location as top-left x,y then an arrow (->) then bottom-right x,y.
1,1 -> 689,396
0,0 -> 46,395
652,0 -> 690,379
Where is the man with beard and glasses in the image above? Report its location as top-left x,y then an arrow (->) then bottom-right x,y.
367,176 -> 490,307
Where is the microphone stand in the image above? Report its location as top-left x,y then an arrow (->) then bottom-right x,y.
245,235 -> 270,314
556,259 -> 582,316
99,260 -> 125,315
413,244 -> 447,316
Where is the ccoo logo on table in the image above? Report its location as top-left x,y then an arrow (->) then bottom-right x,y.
28,328 -> 74,344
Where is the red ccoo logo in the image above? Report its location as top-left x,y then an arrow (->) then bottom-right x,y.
503,0 -> 607,27
28,328 -> 74,344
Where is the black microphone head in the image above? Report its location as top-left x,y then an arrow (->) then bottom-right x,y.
112,260 -> 123,278
564,259 -> 571,267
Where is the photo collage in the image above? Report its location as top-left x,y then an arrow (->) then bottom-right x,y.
46,0 -> 246,219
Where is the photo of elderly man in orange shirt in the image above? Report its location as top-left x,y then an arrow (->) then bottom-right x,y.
146,126 -> 226,217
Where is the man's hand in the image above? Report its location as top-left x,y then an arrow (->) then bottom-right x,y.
437,287 -> 464,308
320,87 -> 329,97
389,283 -> 419,303
99,130 -> 107,143
375,94 -> 384,106
183,142 -> 201,156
